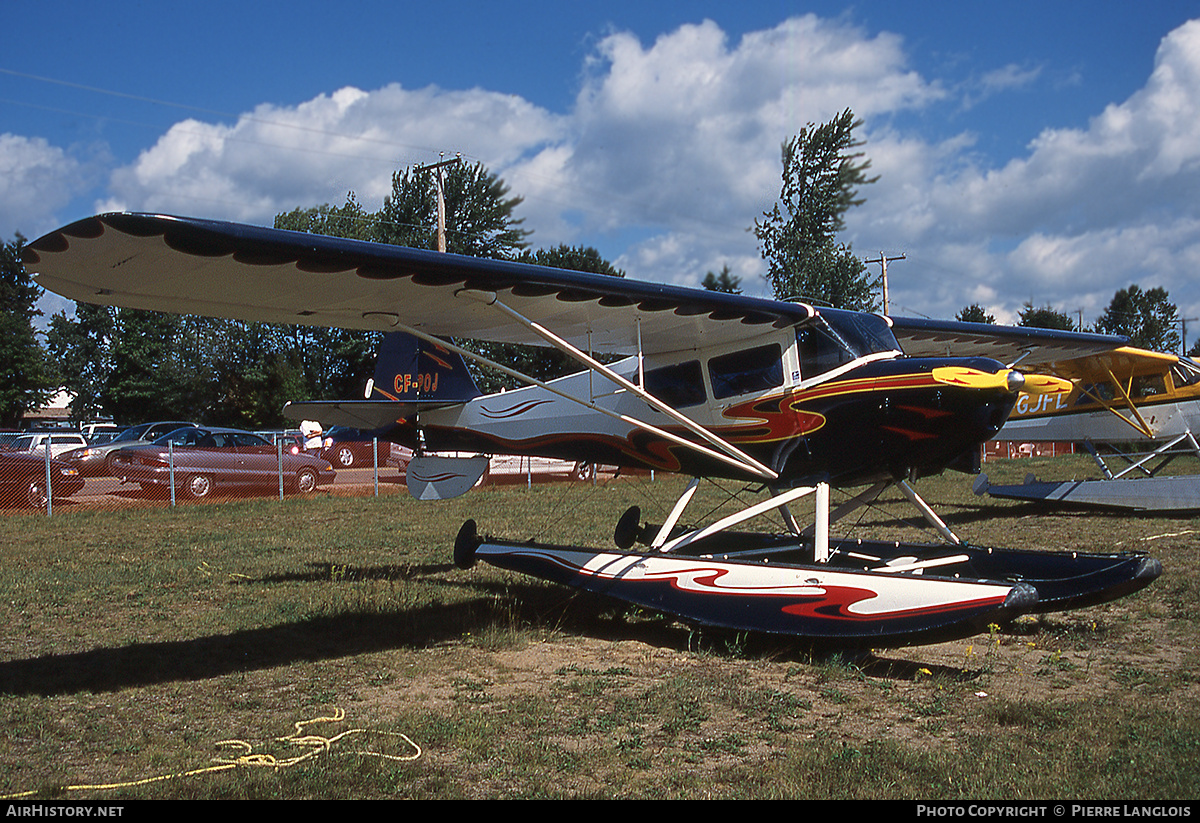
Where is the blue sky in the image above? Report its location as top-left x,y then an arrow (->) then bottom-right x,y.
5,1 -> 1200,339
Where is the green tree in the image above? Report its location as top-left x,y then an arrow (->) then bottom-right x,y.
274,195 -> 388,404
1018,302 -> 1076,331
373,160 -> 530,258
104,309 -> 192,423
1095,284 -> 1180,352
45,301 -> 115,422
274,161 -> 535,401
701,265 -> 742,294
465,243 -> 626,393
754,109 -> 878,310
0,236 -> 53,427
203,320 -> 308,428
273,195 -> 373,241
518,244 -> 624,278
956,304 -> 995,324
276,169 -> 622,396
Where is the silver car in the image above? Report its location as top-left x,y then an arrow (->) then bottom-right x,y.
59,421 -> 197,476
8,431 -> 89,458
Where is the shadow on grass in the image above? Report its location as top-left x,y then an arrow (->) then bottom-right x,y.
0,557 -> 988,697
0,562 -> 686,697
863,497 -> 1199,533
0,604 -> 464,697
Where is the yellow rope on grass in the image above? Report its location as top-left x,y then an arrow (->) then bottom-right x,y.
215,707 -> 422,768
0,707 -> 421,799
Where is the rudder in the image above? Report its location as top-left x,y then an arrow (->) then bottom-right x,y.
368,332 -> 481,404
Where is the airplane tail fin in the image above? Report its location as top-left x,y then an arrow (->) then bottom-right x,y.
368,332 -> 481,405
282,333 -> 481,431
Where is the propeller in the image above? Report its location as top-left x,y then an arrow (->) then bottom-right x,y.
931,366 -> 1072,395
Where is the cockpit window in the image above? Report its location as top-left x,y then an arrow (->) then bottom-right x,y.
819,309 -> 901,358
1078,382 -> 1116,404
797,310 -> 899,379
708,344 -> 784,399
1131,374 -> 1166,398
1172,358 -> 1200,389
796,325 -> 854,377
645,360 -> 706,408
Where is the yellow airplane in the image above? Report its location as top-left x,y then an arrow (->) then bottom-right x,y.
894,317 -> 1200,510
1002,346 -> 1200,444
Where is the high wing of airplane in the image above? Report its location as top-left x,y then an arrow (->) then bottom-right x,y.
894,316 -> 1200,511
24,213 -> 1162,647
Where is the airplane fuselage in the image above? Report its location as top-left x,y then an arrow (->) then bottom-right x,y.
400,327 -> 1019,488
1000,351 -> 1200,442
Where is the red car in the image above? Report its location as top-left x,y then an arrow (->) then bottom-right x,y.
111,426 -> 336,499
0,451 -> 85,508
317,426 -> 409,470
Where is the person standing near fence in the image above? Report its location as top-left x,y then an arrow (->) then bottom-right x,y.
301,420 -> 324,454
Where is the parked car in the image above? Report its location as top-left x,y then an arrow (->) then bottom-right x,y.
255,430 -> 305,455
317,426 -> 407,470
110,426 -> 336,499
80,421 -> 120,441
0,451 -> 84,508
483,454 -> 608,484
59,421 -> 197,476
8,431 -> 89,458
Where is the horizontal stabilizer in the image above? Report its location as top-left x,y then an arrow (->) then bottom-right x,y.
283,400 -> 421,430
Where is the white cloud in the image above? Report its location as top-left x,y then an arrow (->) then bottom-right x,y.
556,15 -> 945,291
20,13 -> 1200,336
94,13 -> 947,297
567,16 -> 940,231
861,19 -> 1200,328
0,134 -> 98,240
102,83 -> 568,224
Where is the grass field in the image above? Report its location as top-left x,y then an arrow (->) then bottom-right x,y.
1,456 -> 1197,799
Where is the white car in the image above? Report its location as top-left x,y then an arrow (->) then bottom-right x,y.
8,431 -> 89,458
81,422 -> 120,441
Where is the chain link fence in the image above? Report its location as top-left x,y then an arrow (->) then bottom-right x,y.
0,434 -> 408,515
1,432 -> 625,516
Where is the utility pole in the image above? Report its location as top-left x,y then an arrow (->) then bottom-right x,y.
865,252 -> 905,315
1181,317 -> 1198,355
413,153 -> 462,253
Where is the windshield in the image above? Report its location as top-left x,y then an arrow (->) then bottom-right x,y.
1172,357 -> 1200,389
797,310 -> 899,379
112,425 -> 149,443
153,427 -> 208,447
819,309 -> 901,357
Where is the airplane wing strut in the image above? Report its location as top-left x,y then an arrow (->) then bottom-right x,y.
455,288 -> 780,481
363,310 -> 779,482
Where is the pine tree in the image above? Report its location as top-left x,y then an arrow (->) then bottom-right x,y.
0,236 -> 52,427
754,109 -> 877,310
